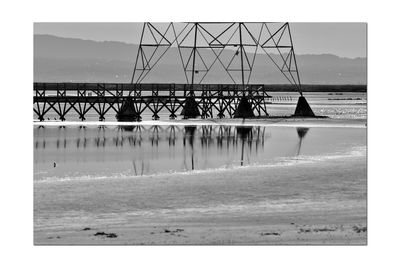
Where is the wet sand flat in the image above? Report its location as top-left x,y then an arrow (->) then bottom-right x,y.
35,206 -> 366,245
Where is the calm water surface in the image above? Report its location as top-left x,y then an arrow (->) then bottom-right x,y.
34,124 -> 366,182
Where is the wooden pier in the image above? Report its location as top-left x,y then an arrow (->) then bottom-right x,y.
33,82 -> 271,121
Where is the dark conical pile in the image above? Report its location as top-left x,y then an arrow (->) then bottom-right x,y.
294,96 -> 315,117
181,97 -> 200,118
116,97 -> 139,121
234,96 -> 255,118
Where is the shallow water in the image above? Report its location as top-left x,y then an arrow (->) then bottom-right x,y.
34,125 -> 366,182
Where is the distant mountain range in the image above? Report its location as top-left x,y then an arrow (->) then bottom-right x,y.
34,34 -> 367,84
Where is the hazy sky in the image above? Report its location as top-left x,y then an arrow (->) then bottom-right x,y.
34,22 -> 366,58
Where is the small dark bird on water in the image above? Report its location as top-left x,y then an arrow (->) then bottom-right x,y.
53,162 -> 56,168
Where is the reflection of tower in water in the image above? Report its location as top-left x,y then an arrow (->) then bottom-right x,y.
236,126 -> 253,166
35,125 -> 267,170
183,126 -> 196,171
295,127 -> 310,156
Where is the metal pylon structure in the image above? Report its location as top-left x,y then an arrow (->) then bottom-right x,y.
129,22 -> 312,119
131,22 -> 303,92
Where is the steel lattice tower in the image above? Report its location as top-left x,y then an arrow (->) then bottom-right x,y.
129,22 -> 314,118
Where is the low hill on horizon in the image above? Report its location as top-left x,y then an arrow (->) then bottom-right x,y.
34,34 -> 367,85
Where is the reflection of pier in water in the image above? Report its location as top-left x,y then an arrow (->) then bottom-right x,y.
34,125 -> 315,176
34,125 -> 269,172
34,125 -> 267,151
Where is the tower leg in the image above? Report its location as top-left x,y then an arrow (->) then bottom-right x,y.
293,96 -> 315,117
234,96 -> 255,118
116,97 -> 139,121
181,96 -> 200,119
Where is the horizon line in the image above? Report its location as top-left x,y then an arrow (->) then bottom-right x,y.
34,34 -> 367,60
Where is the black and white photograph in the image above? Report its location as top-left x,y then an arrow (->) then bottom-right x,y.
33,22 -> 367,245
3,0 -> 400,266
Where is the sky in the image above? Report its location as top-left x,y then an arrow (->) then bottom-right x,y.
34,22 -> 366,58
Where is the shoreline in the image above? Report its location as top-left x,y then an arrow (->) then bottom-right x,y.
33,117 -> 367,128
